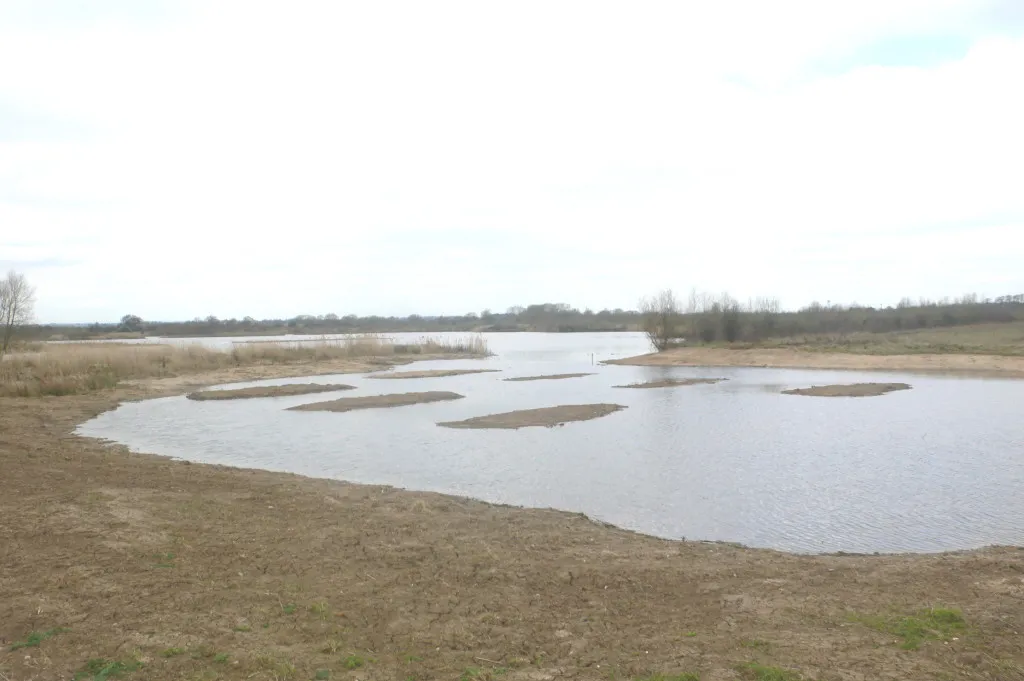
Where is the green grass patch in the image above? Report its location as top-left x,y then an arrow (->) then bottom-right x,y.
684,631 -> 698,637
341,654 -> 366,670
73,658 -> 141,680
282,603 -> 298,615
315,670 -> 331,680
160,647 -> 185,658
9,627 -> 69,651
232,624 -> 252,632
213,653 -> 229,663
739,664 -> 809,681
152,552 -> 175,568
742,639 -> 771,650
850,607 -> 967,650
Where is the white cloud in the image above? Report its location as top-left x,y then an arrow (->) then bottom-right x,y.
1,0 -> 1022,321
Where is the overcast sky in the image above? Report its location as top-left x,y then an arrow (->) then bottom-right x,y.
2,1 -> 1023,322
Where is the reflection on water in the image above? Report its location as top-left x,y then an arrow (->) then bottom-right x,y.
77,333 -> 1024,554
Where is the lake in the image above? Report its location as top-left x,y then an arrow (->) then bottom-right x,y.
78,332 -> 1024,554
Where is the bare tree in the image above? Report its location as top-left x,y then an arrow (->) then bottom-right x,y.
0,270 -> 36,356
639,289 -> 681,351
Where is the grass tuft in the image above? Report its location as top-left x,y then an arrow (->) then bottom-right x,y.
160,647 -> 185,657
850,607 -> 967,650
73,658 -> 140,680
9,627 -> 68,651
635,674 -> 700,681
739,664 -> 809,681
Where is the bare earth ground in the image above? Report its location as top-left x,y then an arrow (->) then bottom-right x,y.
504,374 -> 595,382
781,383 -> 912,398
368,369 -> 502,380
438,404 -> 626,430
615,379 -> 725,389
288,391 -> 465,412
187,384 -> 356,401
608,347 -> 1024,377
1,361 -> 1023,681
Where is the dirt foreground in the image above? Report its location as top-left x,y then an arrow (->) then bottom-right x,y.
288,391 -> 464,412
1,361 -> 1023,681
609,347 -> 1024,376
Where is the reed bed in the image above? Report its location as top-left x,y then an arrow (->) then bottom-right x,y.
0,334 -> 489,397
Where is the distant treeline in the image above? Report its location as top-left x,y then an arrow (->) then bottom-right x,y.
25,293 -> 1024,342
663,292 -> 1024,344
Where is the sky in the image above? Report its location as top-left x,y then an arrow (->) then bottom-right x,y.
2,1 -> 1023,323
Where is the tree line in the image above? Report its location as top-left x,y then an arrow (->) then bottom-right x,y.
640,289 -> 1024,351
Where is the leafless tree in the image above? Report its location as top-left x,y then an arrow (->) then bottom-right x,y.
639,289 -> 681,351
0,270 -> 36,357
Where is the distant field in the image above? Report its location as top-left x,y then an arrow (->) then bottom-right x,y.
750,321 -> 1024,356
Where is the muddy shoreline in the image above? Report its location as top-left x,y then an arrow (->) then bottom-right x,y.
1,361 -> 1022,680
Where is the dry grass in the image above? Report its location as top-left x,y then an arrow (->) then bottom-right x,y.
0,335 -> 489,397
750,321 -> 1024,356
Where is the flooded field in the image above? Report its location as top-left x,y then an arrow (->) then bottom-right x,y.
78,333 -> 1024,553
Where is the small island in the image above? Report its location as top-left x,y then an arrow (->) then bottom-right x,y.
782,382 -> 912,397
438,403 -> 626,430
288,391 -> 464,412
186,383 -> 355,400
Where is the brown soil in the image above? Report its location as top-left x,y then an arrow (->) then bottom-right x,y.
439,404 -> 626,430
615,378 -> 725,389
367,368 -> 501,379
609,347 -> 1024,376
288,391 -> 464,412
1,364 -> 1022,681
186,383 -> 355,400
782,382 -> 913,397
504,373 -> 595,382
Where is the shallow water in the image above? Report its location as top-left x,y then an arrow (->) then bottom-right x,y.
78,333 -> 1024,554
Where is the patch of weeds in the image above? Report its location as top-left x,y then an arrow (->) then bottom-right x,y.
315,670 -> 331,680
73,658 -> 141,680
850,607 -> 967,650
213,653 -> 229,663
739,664 -> 808,681
403,654 -> 423,663
459,668 -> 510,681
342,654 -> 366,670
232,624 -> 252,632
9,627 -> 69,651
254,653 -> 296,680
684,631 -> 698,637
152,552 -> 175,568
634,675 -> 700,681
309,601 -> 330,619
161,647 -> 185,657
281,603 -> 298,615
742,639 -> 771,650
